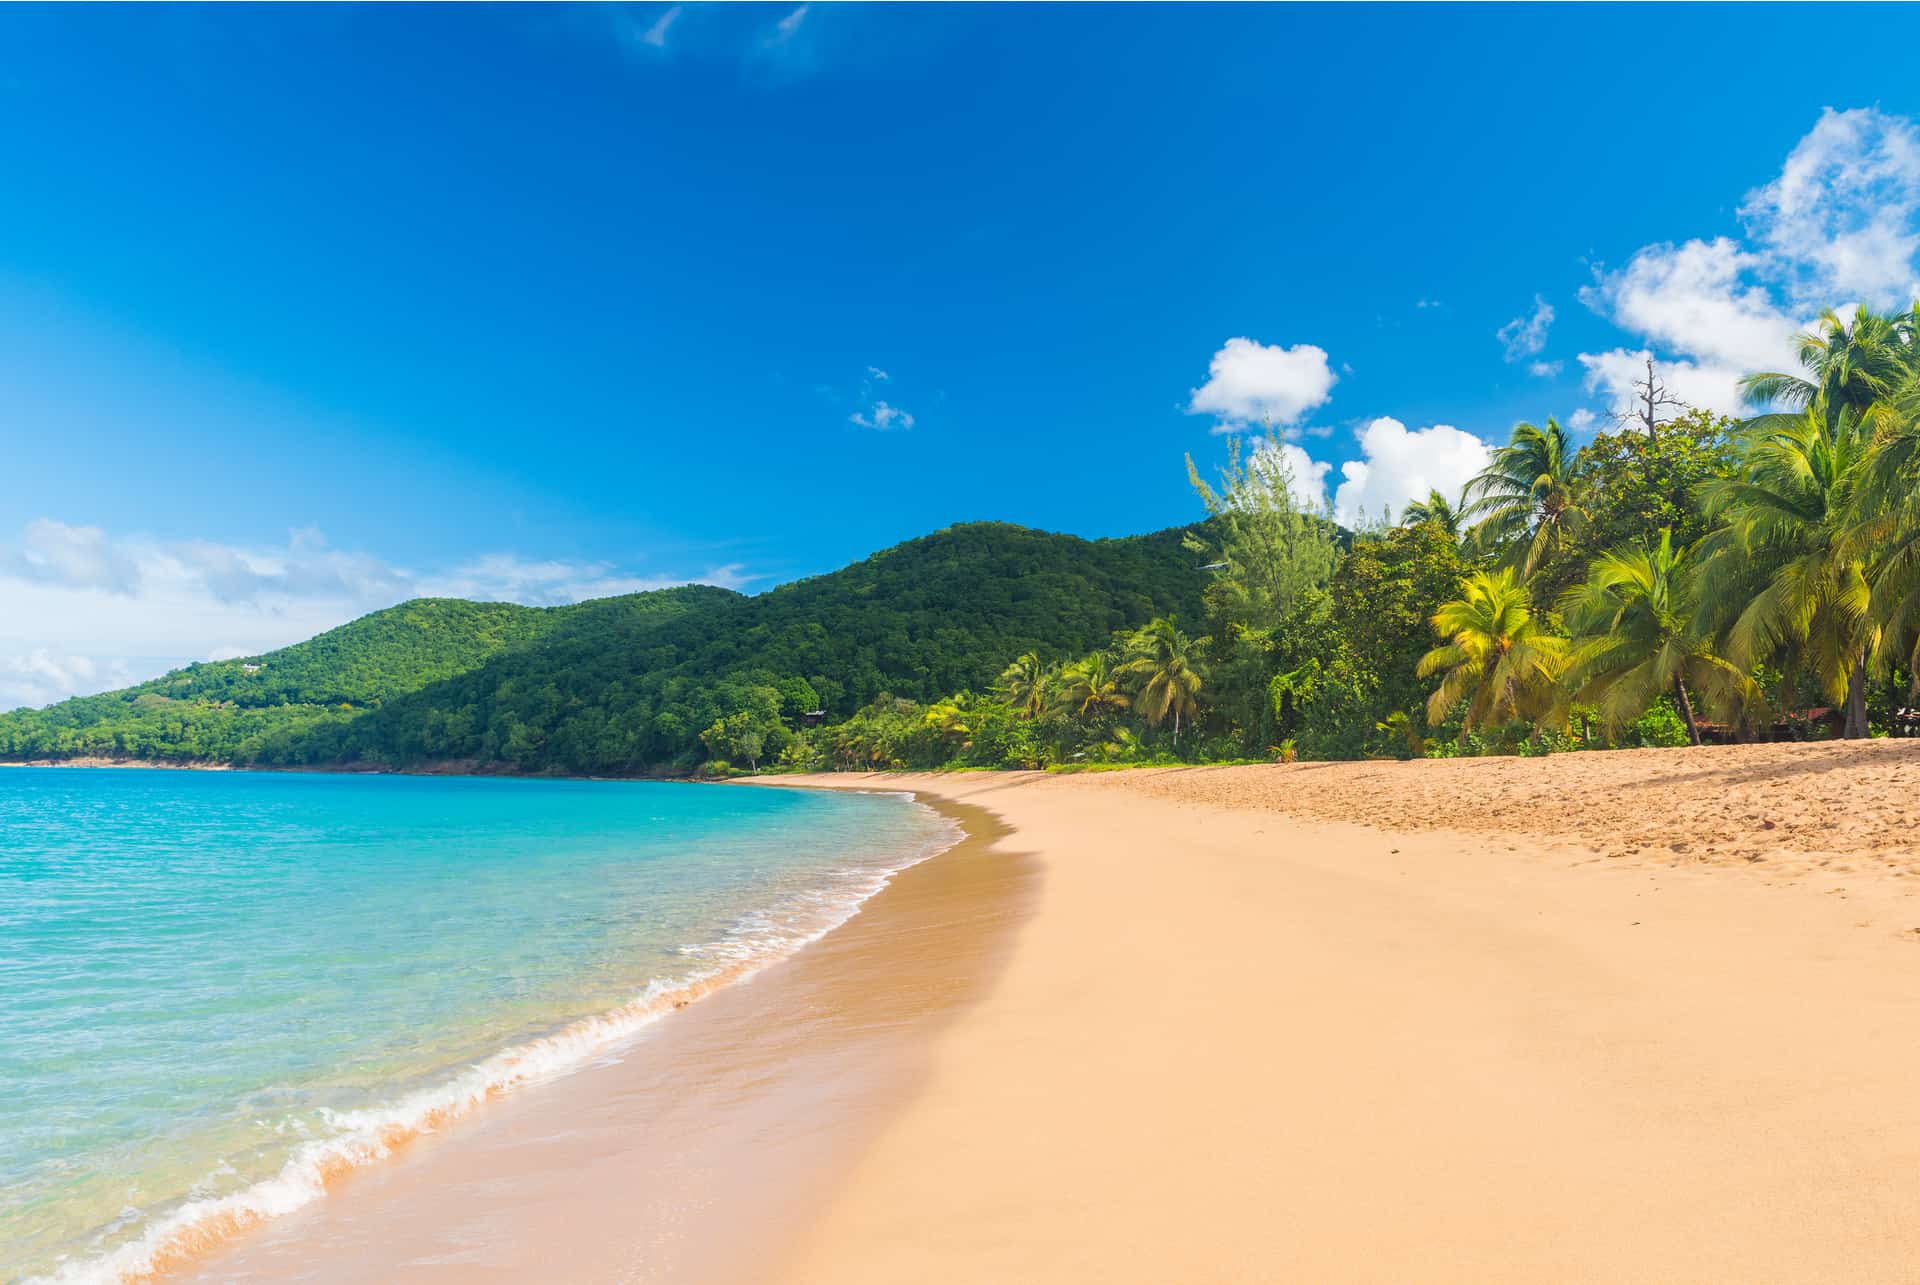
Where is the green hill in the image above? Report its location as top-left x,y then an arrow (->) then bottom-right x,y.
0,522 -> 1208,773
0,590 -> 720,764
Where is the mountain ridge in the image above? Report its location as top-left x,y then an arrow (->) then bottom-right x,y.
0,522 -> 1209,773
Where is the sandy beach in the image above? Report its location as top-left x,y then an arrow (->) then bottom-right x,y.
183,743 -> 1920,1282
773,746 -> 1920,1283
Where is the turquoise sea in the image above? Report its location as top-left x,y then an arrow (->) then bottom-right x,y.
0,768 -> 951,1283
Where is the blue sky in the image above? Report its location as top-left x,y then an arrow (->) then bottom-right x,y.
5,3 -> 1920,706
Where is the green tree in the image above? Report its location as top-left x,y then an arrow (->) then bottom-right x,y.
1285,523 -> 1466,758
1120,617 -> 1209,748
1400,489 -> 1464,539
1057,651 -> 1130,723
995,652 -> 1052,719
1848,382 -> 1920,678
1462,417 -> 1587,576
1184,433 -> 1340,636
1544,408 -> 1740,596
700,712 -> 766,770
1331,524 -> 1468,721
1738,305 -> 1918,428
1416,568 -> 1567,732
1695,407 -> 1878,738
1560,529 -> 1757,745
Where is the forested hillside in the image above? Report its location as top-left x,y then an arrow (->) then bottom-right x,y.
0,590 -> 720,764
0,523 -> 1209,772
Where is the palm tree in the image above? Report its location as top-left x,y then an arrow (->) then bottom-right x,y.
1119,617 -> 1208,747
1694,407 -> 1879,738
1416,568 -> 1567,732
1400,488 -> 1463,538
923,692 -> 986,754
1057,651 -> 1130,723
1374,710 -> 1431,758
1559,528 -> 1758,745
1848,380 -> 1920,676
1460,417 -> 1586,576
1738,305 -> 1917,427
995,652 -> 1051,719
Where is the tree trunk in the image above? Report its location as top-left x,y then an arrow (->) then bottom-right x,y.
1675,677 -> 1702,746
1843,654 -> 1871,739
1172,706 -> 1181,749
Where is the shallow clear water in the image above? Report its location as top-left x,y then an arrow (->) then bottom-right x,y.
0,768 -> 949,1283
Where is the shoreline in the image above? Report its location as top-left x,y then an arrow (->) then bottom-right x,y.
58,742 -> 1920,1281
165,790 -> 1034,1284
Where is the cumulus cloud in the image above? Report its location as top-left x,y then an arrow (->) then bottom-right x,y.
1578,108 -> 1920,417
1528,360 -> 1563,378
1580,236 -> 1795,375
1187,337 -> 1338,432
1497,296 -> 1555,361
1568,408 -> 1598,431
1576,347 -> 1753,419
1327,418 -> 1492,528
1740,106 -> 1920,309
0,521 -> 757,710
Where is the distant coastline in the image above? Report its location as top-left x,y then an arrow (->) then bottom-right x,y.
0,755 -> 692,781
0,756 -> 236,771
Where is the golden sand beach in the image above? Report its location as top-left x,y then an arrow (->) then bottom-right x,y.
191,743 -> 1920,1282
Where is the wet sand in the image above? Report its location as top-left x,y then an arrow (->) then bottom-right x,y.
182,799 -> 1034,1283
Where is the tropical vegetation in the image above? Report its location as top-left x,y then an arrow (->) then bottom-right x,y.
11,303 -> 1920,773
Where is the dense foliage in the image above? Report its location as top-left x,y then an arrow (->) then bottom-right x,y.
0,523 -> 1207,773
0,599 -> 562,762
777,304 -> 1920,772
15,305 -> 1920,776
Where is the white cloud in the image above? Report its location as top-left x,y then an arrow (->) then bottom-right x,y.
2,519 -> 143,594
1415,298 -> 1444,310
1327,418 -> 1491,528
1568,408 -> 1598,432
1576,108 -> 1920,417
640,4 -> 681,48
1187,337 -> 1337,432
1740,106 -> 1920,309
849,400 -> 913,430
0,650 -> 136,712
420,555 -> 753,606
1497,296 -> 1555,361
1580,236 -> 1795,375
848,366 -> 913,430
1527,360 -> 1563,378
0,522 -> 756,711
1577,346 -> 1751,419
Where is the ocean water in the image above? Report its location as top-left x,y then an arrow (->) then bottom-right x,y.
0,768 -> 951,1283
